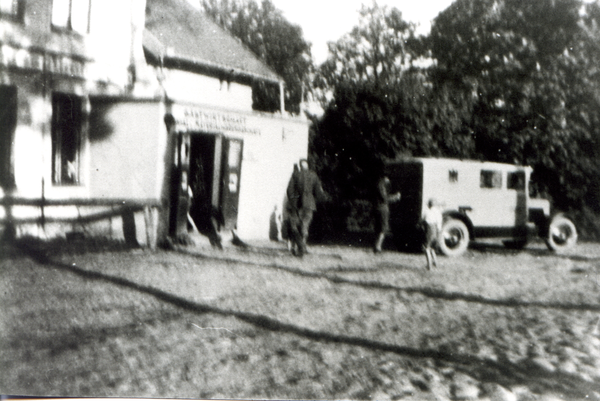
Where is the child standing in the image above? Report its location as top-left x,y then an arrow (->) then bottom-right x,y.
423,198 -> 443,270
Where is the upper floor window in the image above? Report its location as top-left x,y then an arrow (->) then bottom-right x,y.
480,170 -> 502,189
52,0 -> 90,34
0,0 -> 23,22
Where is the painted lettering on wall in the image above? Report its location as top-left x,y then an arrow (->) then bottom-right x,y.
173,106 -> 261,136
0,45 -> 85,78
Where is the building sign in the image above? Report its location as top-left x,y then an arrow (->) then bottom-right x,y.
173,106 -> 261,136
0,44 -> 86,78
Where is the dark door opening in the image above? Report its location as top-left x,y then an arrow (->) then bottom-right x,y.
0,85 -> 17,190
189,134 -> 219,236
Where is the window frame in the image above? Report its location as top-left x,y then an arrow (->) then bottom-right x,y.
51,0 -> 91,35
448,169 -> 458,183
480,169 -> 503,189
0,0 -> 24,23
507,171 -> 526,191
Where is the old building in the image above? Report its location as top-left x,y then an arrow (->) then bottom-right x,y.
0,0 -> 309,246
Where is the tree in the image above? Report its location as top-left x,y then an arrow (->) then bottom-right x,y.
312,2 -> 474,203
429,0 -> 600,216
315,2 -> 420,94
201,0 -> 313,114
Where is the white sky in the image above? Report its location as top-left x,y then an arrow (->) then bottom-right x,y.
270,0 -> 456,64
187,0 -> 456,65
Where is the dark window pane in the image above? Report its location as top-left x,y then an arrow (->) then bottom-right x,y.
507,171 -> 525,190
480,170 -> 502,189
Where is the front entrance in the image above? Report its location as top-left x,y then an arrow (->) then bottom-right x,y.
189,134 -> 218,236
171,131 -> 243,240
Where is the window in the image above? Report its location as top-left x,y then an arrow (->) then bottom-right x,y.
52,0 -> 90,34
52,93 -> 82,185
507,171 -> 526,191
449,169 -> 458,183
0,0 -> 23,21
0,85 -> 17,190
480,170 -> 502,189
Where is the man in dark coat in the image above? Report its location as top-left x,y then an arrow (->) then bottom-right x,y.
286,159 -> 325,256
373,175 -> 401,253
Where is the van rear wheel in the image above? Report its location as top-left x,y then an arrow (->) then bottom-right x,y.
439,219 -> 469,256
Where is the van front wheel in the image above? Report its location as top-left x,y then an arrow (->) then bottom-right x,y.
438,219 -> 470,256
545,215 -> 577,252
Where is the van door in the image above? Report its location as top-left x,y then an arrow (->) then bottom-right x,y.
472,169 -> 518,230
220,138 -> 243,230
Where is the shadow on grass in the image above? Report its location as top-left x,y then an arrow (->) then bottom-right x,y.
14,240 -> 600,399
0,235 -> 138,261
175,247 -> 600,313
469,241 -> 600,262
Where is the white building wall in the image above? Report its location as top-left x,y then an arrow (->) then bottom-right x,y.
88,100 -> 167,200
233,116 -> 308,239
162,70 -> 253,111
171,104 -> 310,240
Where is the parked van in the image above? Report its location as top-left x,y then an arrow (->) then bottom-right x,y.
385,158 -> 577,256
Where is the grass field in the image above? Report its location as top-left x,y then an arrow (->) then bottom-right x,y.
1,237 -> 600,400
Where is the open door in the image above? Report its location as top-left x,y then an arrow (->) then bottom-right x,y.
220,138 -> 243,230
170,132 -> 191,237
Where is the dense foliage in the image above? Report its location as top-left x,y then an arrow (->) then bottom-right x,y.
312,3 -> 476,199
201,0 -> 312,114
311,0 -> 600,237
429,0 -> 600,214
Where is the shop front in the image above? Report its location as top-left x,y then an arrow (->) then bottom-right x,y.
167,103 -> 309,241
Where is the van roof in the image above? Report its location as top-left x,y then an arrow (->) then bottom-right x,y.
385,157 -> 532,171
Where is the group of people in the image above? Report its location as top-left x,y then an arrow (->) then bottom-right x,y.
373,172 -> 443,270
280,159 -> 443,269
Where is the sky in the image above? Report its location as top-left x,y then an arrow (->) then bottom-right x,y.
269,0 -> 456,64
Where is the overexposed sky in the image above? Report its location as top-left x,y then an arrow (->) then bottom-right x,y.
187,0 -> 456,64
270,0 -> 456,64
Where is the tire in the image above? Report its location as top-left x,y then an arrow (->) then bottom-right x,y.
439,218 -> 470,256
545,215 -> 577,252
503,239 -> 528,250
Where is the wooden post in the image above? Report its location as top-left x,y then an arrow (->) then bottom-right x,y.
144,205 -> 158,250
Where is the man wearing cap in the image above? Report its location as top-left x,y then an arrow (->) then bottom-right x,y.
287,159 -> 326,256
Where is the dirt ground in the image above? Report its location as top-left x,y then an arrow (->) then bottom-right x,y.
1,234 -> 600,400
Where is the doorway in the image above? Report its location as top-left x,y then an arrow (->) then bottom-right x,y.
172,132 -> 243,240
189,134 -> 218,236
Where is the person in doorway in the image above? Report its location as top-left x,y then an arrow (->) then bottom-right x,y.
282,164 -> 299,252
373,175 -> 401,253
285,164 -> 302,255
189,157 -> 223,249
422,198 -> 443,270
287,159 -> 325,256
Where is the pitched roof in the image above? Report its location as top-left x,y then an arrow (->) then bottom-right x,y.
143,0 -> 282,84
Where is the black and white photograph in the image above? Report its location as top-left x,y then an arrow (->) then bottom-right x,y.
1,0 -> 600,399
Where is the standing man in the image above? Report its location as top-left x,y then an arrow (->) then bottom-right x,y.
287,159 -> 326,256
373,175 -> 401,253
